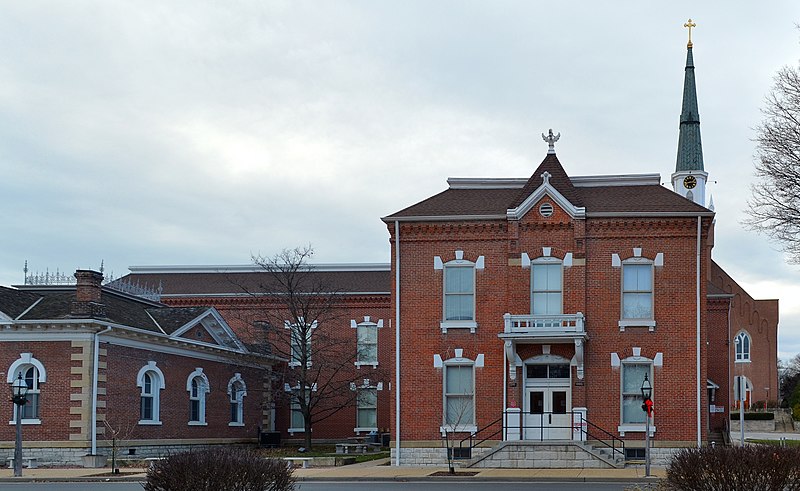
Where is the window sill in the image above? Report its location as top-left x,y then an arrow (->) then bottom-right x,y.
617,424 -> 656,437
440,321 -> 477,333
289,362 -> 312,368
9,419 -> 41,425
734,359 -> 751,364
354,427 -> 378,434
288,428 -> 307,434
440,424 -> 477,435
138,420 -> 162,426
618,320 -> 656,332
355,362 -> 379,369
228,422 -> 245,427
188,421 -> 207,426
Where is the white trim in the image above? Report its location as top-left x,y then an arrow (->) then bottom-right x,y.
7,354 -> 47,383
137,361 -> 164,425
447,178 -> 527,189
617,424 -> 656,436
440,424 -> 478,434
171,309 -> 246,352
507,181 -> 586,220
14,297 -> 43,320
8,419 -> 41,425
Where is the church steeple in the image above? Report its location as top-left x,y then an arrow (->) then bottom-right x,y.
672,19 -> 708,207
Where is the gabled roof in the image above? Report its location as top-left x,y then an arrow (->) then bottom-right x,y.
0,282 -> 250,353
510,154 -> 582,208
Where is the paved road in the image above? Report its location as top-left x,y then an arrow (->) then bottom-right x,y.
0,481 -> 655,491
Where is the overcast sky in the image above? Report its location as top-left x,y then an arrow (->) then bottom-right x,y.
2,2 -> 800,358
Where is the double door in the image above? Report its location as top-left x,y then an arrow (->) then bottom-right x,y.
523,386 -> 570,440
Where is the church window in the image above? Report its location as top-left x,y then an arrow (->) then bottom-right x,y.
227,373 -> 247,426
735,332 -> 751,362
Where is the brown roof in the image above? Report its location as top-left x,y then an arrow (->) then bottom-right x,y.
385,153 -> 710,220
121,269 -> 392,296
510,154 -> 583,208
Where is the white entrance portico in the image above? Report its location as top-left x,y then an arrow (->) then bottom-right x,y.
500,312 -> 587,442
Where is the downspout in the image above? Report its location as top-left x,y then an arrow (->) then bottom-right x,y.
394,220 -> 401,466
696,216 -> 702,448
92,326 -> 113,455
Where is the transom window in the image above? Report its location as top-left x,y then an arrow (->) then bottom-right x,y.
526,363 -> 570,379
622,263 -> 653,320
621,363 -> 652,424
444,264 -> 475,322
735,332 -> 751,362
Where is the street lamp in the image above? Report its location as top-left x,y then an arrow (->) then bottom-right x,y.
641,373 -> 653,477
11,373 -> 28,477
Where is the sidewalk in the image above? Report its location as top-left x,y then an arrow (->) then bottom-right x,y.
0,458 -> 666,483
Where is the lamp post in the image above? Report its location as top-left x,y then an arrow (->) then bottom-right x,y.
11,373 -> 28,477
641,373 -> 653,477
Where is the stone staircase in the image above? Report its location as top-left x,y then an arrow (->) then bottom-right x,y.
708,430 -> 726,447
463,441 -> 625,469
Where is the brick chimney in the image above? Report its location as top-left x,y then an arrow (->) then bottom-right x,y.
71,270 -> 106,318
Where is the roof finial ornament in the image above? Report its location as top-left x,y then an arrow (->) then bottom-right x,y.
542,129 -> 560,155
684,18 -> 696,48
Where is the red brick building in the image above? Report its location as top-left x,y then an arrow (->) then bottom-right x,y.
0,270 -> 276,465
123,264 -> 393,443
380,41 -> 779,467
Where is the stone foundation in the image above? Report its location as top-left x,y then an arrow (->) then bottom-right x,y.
0,442 -> 257,467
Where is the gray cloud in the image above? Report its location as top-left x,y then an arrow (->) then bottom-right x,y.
1,1 -> 799,356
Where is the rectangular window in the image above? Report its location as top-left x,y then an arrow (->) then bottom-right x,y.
532,263 -> 562,315
622,363 -> 651,424
357,324 -> 378,364
622,264 -> 653,319
290,388 -> 309,430
357,388 -> 378,429
141,395 -> 153,421
290,325 -> 312,367
444,364 -> 474,426
444,265 -> 474,321
21,393 -> 39,420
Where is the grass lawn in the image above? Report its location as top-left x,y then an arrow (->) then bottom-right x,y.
746,438 -> 800,447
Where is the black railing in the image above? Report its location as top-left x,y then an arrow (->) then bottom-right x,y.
454,410 -> 624,461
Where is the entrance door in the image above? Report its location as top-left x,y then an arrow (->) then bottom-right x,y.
523,387 -> 570,440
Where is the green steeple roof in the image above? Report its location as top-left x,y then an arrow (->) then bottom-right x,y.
676,46 -> 704,172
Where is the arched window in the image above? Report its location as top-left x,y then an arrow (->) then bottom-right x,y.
7,353 -> 46,424
735,331 -> 751,362
186,368 -> 210,425
137,362 -> 165,425
227,373 -> 247,426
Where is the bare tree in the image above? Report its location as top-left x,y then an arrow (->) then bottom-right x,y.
240,246 -> 381,449
746,63 -> 800,262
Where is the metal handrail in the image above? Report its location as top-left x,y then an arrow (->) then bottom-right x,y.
455,410 -> 625,461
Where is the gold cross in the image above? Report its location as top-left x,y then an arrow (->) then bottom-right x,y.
684,18 -> 696,47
